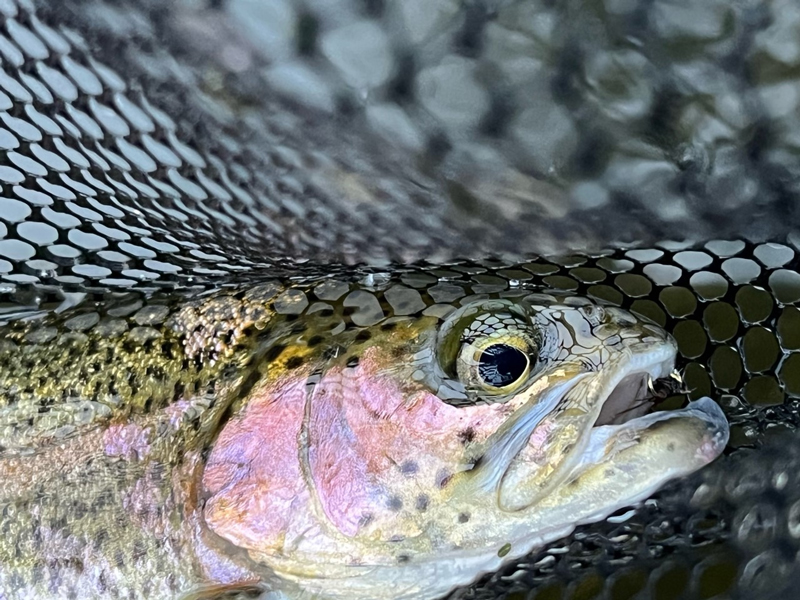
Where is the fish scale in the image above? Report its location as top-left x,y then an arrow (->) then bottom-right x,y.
0,0 -> 796,598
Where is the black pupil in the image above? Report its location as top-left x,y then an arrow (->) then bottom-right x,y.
477,344 -> 528,387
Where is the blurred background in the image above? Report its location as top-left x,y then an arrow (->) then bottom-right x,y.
158,0 -> 800,262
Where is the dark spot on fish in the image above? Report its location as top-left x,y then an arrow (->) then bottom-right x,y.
285,314 -> 300,323
400,460 -> 418,475
391,344 -> 407,358
416,494 -> 429,511
319,309 -> 335,318
388,495 -> 404,511
285,356 -> 305,370
93,529 -> 109,550
397,554 -> 411,563
667,442 -> 676,451
343,306 -> 357,316
436,468 -> 453,488
346,356 -> 360,368
381,322 -> 397,331
458,512 -> 471,523
355,329 -> 372,342
458,427 -> 476,444
264,344 -> 286,362
307,335 -> 324,347
358,513 -> 374,527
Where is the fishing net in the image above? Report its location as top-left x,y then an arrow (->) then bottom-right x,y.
1,0 -> 799,597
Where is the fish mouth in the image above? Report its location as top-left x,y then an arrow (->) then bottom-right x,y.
493,338 -> 728,511
477,343 -> 678,497
593,365 -> 684,427
581,350 -> 729,466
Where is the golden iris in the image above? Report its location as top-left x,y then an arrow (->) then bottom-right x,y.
456,333 -> 534,395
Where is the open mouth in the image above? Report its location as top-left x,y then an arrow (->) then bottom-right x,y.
594,369 -> 686,427
572,351 -> 730,487
491,333 -> 730,512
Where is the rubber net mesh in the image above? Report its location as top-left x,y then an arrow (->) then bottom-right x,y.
0,0 -> 799,598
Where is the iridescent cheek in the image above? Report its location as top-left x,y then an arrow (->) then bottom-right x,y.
200,344 -> 515,556
201,377 -> 310,553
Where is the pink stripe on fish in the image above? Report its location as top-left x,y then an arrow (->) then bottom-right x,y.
307,367 -> 381,537
202,377 -> 317,553
103,423 -> 152,460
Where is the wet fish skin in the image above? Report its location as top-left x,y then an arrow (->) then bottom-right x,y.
0,283 -> 287,454
0,259 -> 729,599
0,283 -> 293,599
0,0 -> 790,597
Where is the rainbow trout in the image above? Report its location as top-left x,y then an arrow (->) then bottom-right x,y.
0,1 -> 797,598
0,259 -> 729,600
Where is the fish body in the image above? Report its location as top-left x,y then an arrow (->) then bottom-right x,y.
0,264 -> 728,599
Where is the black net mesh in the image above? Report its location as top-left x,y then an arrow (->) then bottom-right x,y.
0,0 -> 799,598
0,0 -> 797,290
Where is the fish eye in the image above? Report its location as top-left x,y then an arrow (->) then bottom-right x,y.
436,300 -> 541,399
456,334 -> 535,395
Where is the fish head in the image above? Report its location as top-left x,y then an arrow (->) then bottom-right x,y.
199,294 -> 728,597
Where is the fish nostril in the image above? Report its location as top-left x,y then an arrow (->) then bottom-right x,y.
580,304 -> 607,325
